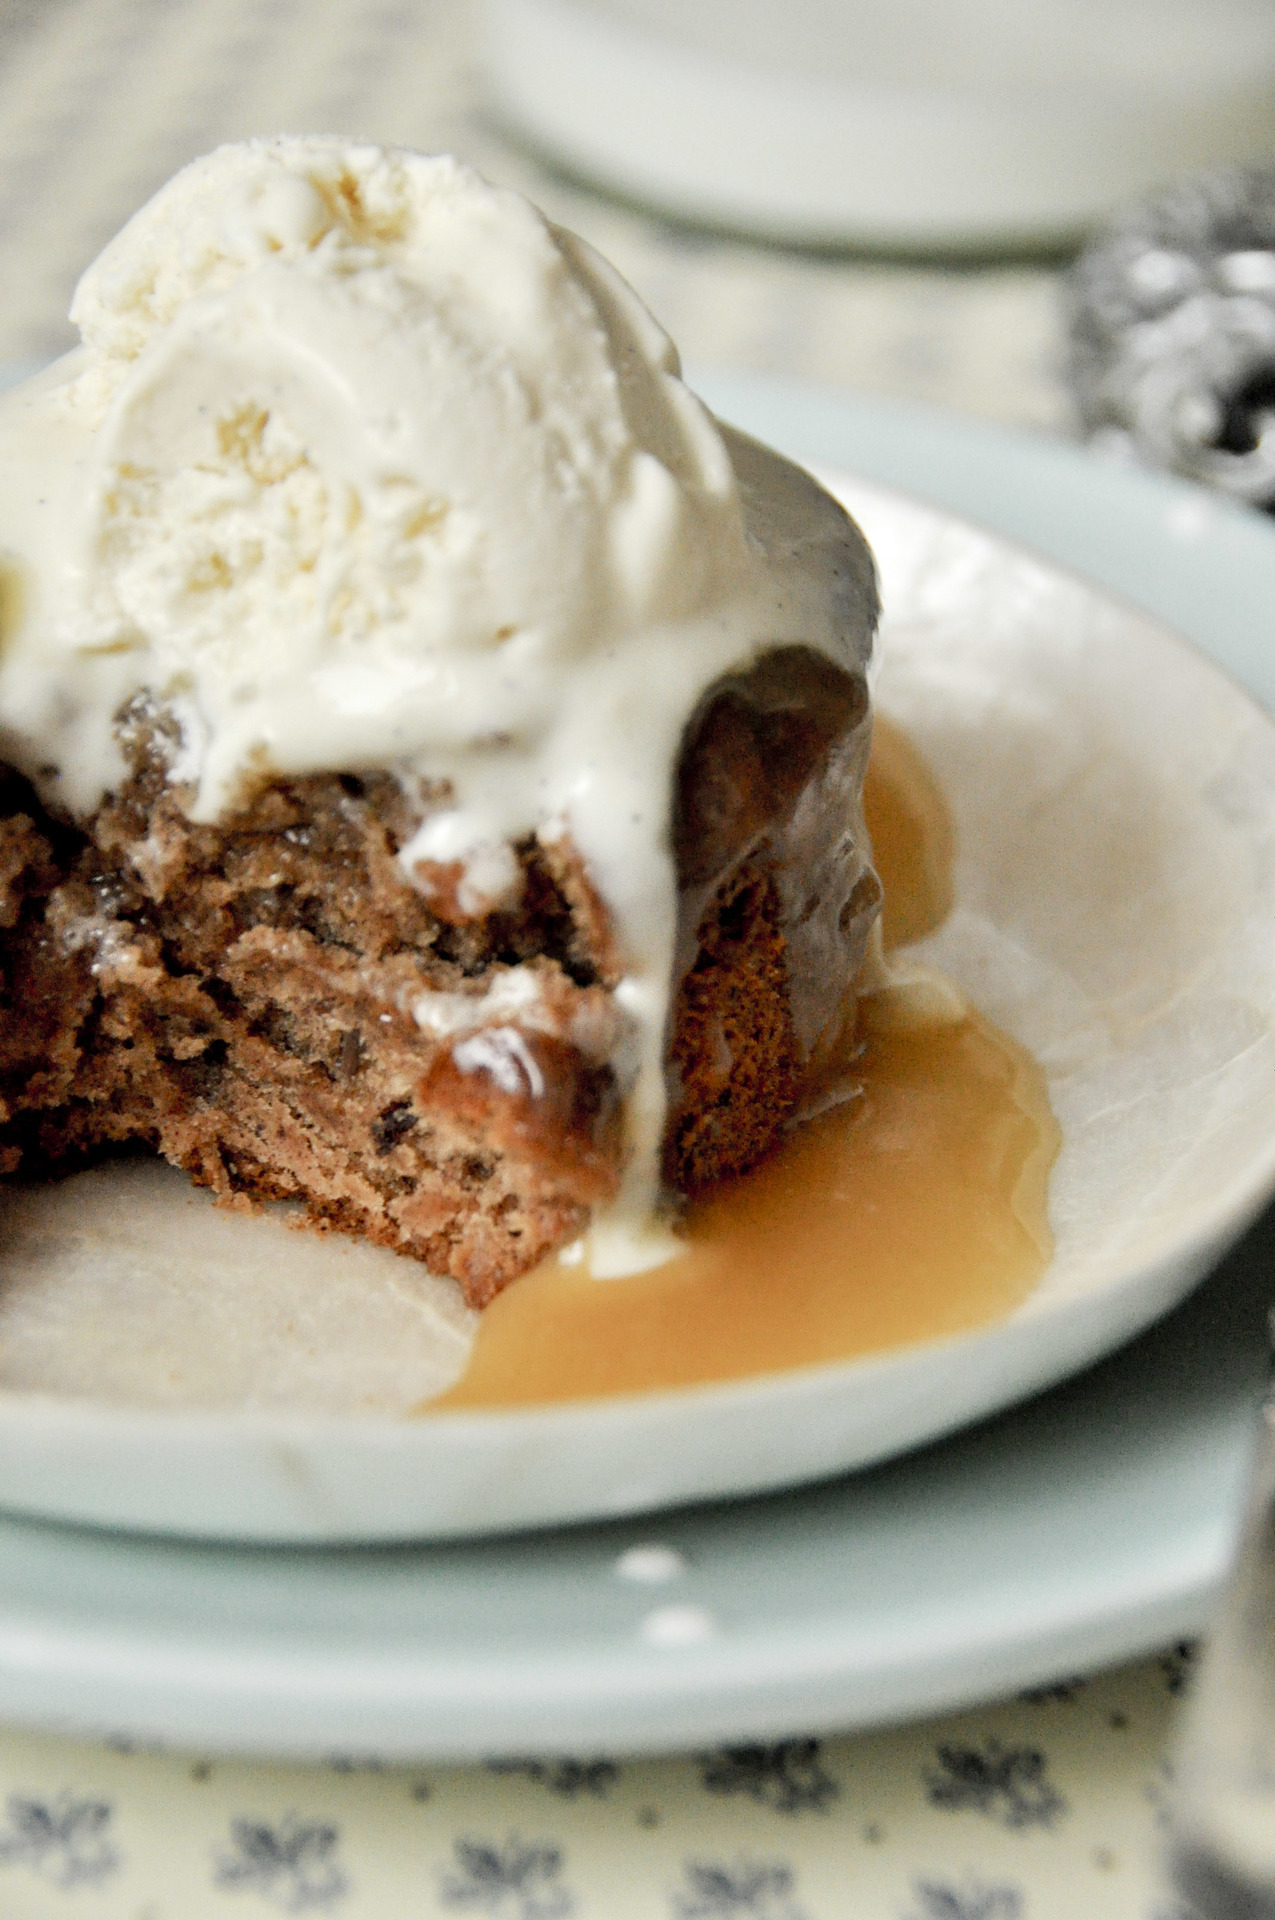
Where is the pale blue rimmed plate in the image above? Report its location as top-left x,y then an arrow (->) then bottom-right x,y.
0,371 -> 1270,1756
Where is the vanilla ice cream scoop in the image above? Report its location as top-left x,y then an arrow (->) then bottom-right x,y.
0,138 -> 875,1270
5,140 -> 743,819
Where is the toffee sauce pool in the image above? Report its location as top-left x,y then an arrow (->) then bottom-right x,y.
432,719 -> 1059,1409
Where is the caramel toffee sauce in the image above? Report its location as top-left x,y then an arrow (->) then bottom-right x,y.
433,719 -> 1059,1410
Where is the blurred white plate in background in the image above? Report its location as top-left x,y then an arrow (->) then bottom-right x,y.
485,0 -> 1275,249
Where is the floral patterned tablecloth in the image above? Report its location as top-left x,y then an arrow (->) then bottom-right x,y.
0,2 -> 1220,1914
0,1649 -> 1197,1918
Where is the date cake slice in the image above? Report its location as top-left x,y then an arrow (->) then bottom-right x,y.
0,140 -> 878,1303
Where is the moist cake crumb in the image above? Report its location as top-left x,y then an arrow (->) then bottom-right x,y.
0,639 -> 874,1307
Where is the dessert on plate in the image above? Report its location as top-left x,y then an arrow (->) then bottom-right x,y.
0,138 -> 880,1305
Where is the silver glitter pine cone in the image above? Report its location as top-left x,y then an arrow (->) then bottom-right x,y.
1067,167 -> 1275,508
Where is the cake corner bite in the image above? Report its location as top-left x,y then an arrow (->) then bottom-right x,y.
0,136 -> 880,1305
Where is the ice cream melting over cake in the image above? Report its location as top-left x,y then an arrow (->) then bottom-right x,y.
0,138 -> 877,1271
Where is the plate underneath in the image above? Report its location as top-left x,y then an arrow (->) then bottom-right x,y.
0,374 -> 1273,1752
0,1206 -> 1267,1760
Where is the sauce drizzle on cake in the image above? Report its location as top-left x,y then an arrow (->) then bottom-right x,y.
433,723 -> 1059,1409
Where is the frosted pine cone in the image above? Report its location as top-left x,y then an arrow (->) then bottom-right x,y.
1067,168 -> 1275,508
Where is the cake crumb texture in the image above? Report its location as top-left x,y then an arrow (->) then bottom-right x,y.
0,644 -> 874,1306
0,720 -> 626,1308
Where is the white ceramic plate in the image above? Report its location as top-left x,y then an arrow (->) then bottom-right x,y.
1,378 -> 1275,1544
0,374 -> 1269,1755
